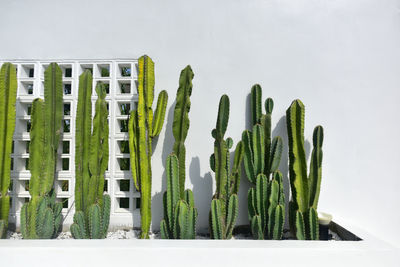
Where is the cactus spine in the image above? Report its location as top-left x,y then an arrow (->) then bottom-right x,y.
70,72 -> 110,239
0,63 -> 17,238
128,55 -> 168,239
160,65 -> 197,239
209,95 -> 243,239
286,99 -> 323,240
20,63 -> 63,239
242,84 -> 285,240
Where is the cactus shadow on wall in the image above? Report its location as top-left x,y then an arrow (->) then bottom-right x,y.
189,156 -> 213,235
151,103 -> 175,231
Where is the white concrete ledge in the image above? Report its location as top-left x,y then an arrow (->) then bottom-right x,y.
0,220 -> 398,267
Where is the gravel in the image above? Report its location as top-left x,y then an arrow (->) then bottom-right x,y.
4,229 -> 341,240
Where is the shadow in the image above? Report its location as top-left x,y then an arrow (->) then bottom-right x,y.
304,139 -> 311,162
189,156 -> 213,234
151,103 -> 175,231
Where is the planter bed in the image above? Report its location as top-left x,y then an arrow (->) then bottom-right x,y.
0,219 -> 397,267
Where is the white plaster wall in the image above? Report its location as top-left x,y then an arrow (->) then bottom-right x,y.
1,0 -> 399,247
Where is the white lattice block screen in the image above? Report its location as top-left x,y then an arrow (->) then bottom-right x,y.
2,59 -> 141,230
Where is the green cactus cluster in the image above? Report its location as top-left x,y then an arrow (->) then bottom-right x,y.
286,99 -> 324,240
0,63 -> 17,238
70,71 -> 110,239
160,154 -> 197,239
20,63 -> 64,239
209,95 -> 244,239
128,55 -> 168,239
242,84 -> 285,240
160,65 -> 197,239
71,194 -> 110,239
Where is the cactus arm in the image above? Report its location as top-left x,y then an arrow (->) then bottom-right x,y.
187,206 -> 197,239
270,204 -> 284,240
269,136 -> 283,174
214,139 -> 227,200
101,194 -> 111,238
262,97 -> 273,176
20,203 -> 29,238
216,95 -> 229,136
252,124 -> 265,176
286,99 -> 309,213
250,84 -> 262,125
250,215 -> 263,240
255,174 -> 268,236
42,63 -> 63,195
309,126 -> 324,210
75,70 -> 92,212
160,219 -> 169,239
0,63 -> 17,203
230,141 -> 244,195
225,194 -> 238,239
210,199 -> 223,239
70,223 -> 83,239
247,187 -> 256,221
295,210 -> 306,240
307,207 -> 319,240
172,65 -> 194,197
88,204 -> 101,239
28,99 -> 46,197
242,130 -> 256,184
166,154 -> 180,234
267,179 -> 279,237
72,211 -> 87,239
88,83 -> 109,206
151,90 -> 168,137
128,110 -> 140,190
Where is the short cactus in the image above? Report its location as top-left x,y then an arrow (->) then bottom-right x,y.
70,194 -> 110,239
209,95 -> 243,239
70,72 -> 110,239
286,99 -> 324,240
0,63 -> 17,238
20,63 -> 63,239
160,65 -> 197,239
128,55 -> 168,239
160,154 -> 197,239
242,84 -> 285,240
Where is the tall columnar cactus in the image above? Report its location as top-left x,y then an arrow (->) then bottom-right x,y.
160,65 -> 197,239
20,63 -> 63,239
242,84 -> 285,240
70,73 -> 110,239
286,99 -> 324,240
0,63 -> 17,238
128,55 -> 168,239
172,66 -> 194,198
209,95 -> 243,239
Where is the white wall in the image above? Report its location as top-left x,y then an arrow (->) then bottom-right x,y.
1,0 -> 399,246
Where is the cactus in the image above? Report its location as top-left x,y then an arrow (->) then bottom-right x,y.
160,154 -> 197,239
209,95 -> 243,239
20,63 -> 63,239
242,84 -> 285,240
70,73 -> 110,239
0,63 -> 17,238
160,65 -> 197,239
286,99 -> 324,240
128,55 -> 168,239
172,65 -> 194,198
70,194 -> 110,239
